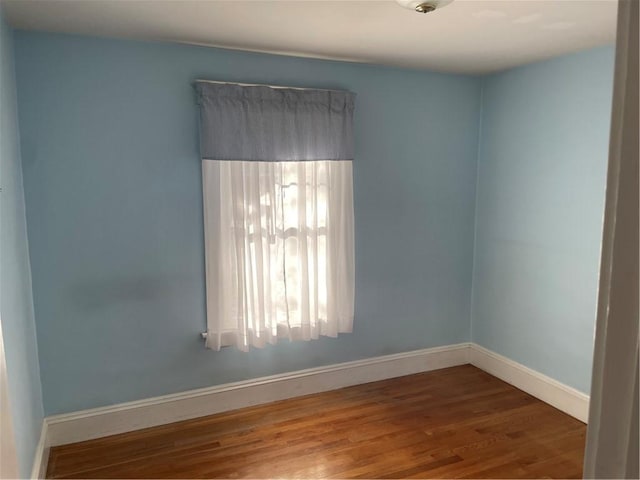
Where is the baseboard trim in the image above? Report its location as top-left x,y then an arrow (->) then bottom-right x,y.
42,342 -> 589,448
469,344 -> 590,423
46,343 -> 470,446
30,421 -> 48,479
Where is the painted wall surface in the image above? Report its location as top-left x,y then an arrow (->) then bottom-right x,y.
0,14 -> 44,478
15,32 -> 481,415
471,47 -> 615,393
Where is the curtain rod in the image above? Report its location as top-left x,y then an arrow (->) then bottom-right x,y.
194,79 -> 345,93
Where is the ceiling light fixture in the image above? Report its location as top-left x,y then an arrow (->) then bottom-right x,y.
395,0 -> 454,14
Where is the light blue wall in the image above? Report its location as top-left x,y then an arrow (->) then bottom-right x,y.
15,32 -> 481,415
472,47 -> 615,393
0,13 -> 44,478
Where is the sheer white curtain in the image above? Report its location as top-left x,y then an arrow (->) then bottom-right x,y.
197,82 -> 356,351
203,159 -> 354,351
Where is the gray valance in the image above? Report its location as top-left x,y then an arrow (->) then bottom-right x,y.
195,82 -> 355,162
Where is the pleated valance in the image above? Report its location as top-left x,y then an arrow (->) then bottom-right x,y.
195,81 -> 355,162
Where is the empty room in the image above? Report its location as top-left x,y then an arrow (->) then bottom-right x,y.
1,0 -> 638,479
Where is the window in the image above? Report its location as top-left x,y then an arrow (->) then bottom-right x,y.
197,82 -> 355,351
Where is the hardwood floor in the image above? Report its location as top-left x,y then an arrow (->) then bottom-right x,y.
46,365 -> 586,479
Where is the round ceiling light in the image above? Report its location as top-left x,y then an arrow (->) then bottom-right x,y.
395,0 -> 454,14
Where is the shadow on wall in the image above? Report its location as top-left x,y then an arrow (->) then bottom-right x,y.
69,275 -> 194,310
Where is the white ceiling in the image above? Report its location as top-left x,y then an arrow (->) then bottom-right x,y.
3,0 -> 618,74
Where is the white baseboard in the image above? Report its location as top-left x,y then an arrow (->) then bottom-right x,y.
45,343 -> 470,446
41,342 -> 589,450
30,421 -> 48,479
469,343 -> 590,423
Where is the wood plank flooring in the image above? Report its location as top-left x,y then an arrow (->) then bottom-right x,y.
46,365 -> 586,479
